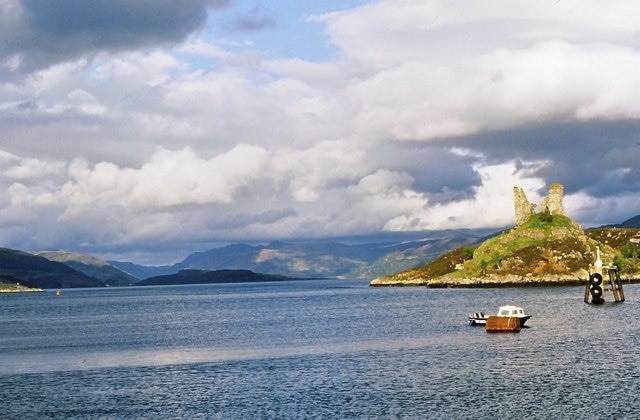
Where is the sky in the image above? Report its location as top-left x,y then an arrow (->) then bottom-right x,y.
1,0 -> 640,264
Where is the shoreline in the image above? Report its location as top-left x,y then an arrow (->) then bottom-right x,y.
0,284 -> 44,293
370,275 -> 640,288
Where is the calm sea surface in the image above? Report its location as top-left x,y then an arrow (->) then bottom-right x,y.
1,279 -> 639,419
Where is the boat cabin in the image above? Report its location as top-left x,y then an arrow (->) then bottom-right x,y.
498,305 -> 526,317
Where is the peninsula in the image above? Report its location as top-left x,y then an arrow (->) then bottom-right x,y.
371,184 -> 640,287
0,279 -> 43,293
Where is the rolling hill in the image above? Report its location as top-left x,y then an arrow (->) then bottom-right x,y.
136,269 -> 290,286
110,232 -> 491,280
36,251 -> 139,286
0,248 -> 103,289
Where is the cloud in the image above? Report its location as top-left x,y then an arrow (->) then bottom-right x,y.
313,0 -> 640,140
0,149 -> 64,179
0,0 -> 229,75
59,144 -> 269,210
319,0 -> 640,67
225,7 -> 277,33
383,160 -> 548,231
2,0 -> 640,263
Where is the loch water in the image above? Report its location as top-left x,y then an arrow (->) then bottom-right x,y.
1,279 -> 639,419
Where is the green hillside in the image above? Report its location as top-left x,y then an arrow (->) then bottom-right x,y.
0,248 -> 103,289
371,212 -> 640,287
36,251 -> 139,286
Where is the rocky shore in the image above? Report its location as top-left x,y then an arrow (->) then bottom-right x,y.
0,283 -> 43,293
370,271 -> 640,288
370,272 -> 585,287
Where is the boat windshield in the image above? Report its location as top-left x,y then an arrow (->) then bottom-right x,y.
499,307 -> 524,316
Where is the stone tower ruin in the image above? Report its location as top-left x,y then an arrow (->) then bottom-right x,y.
513,183 -> 565,226
513,187 -> 536,226
541,183 -> 564,216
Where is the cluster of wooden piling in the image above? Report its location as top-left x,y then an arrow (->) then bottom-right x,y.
584,267 -> 625,304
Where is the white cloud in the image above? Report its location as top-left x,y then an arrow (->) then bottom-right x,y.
320,0 -> 640,66
91,51 -> 183,87
0,150 -> 66,184
383,161 -> 548,231
67,88 -> 107,115
4,159 -> 64,180
314,0 -> 640,140
60,144 -> 268,210
355,169 -> 414,196
271,139 -> 368,202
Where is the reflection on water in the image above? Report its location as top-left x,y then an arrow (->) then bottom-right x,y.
1,337 -> 446,375
1,281 -> 639,418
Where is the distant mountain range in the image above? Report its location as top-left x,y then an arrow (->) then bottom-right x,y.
597,214 -> 640,229
109,231 -> 490,280
1,230 -> 491,288
616,215 -> 640,228
2,215 -> 639,288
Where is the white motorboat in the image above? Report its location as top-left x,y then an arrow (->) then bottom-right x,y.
496,305 -> 531,327
468,305 -> 531,327
467,312 -> 489,326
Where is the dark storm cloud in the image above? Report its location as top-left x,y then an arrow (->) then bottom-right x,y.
447,119 -> 640,198
0,0 -> 229,73
370,143 -> 481,204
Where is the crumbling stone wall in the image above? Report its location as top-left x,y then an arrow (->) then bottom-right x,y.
541,183 -> 565,216
514,183 -> 565,226
513,187 -> 536,226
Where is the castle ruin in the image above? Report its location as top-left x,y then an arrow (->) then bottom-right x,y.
513,183 -> 565,226
541,183 -> 564,216
513,187 -> 536,226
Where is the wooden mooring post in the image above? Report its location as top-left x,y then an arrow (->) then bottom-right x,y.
584,266 -> 625,304
584,246 -> 625,304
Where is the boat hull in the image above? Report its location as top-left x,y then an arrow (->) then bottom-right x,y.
467,307 -> 531,327
516,315 -> 531,327
486,316 -> 521,332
